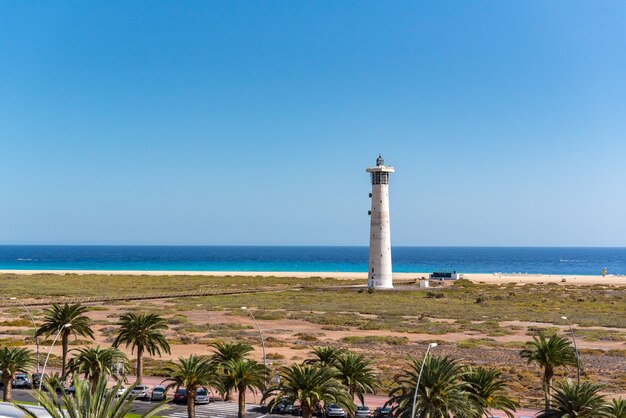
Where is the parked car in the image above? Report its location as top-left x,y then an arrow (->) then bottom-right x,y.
116,386 -> 127,397
173,388 -> 188,404
150,385 -> 167,401
291,406 -> 303,416
355,405 -> 371,418
195,387 -> 210,405
13,374 -> 31,389
31,373 -> 44,389
325,404 -> 347,418
272,402 -> 287,414
131,385 -> 150,399
373,407 -> 392,418
282,404 -> 295,415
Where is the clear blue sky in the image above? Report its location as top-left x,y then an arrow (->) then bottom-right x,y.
1,1 -> 625,246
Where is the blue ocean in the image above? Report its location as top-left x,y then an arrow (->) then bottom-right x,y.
0,246 -> 624,275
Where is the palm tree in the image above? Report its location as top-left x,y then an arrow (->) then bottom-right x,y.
68,346 -> 128,389
17,375 -> 165,418
209,340 -> 254,364
112,312 -> 170,384
0,347 -> 34,402
223,359 -> 267,418
34,302 -> 94,379
520,334 -> 577,410
462,366 -> 519,418
335,352 -> 378,407
165,355 -> 217,418
209,340 -> 253,400
262,363 -> 353,418
387,355 -> 478,418
306,346 -> 347,368
537,379 -> 611,418
609,398 -> 626,418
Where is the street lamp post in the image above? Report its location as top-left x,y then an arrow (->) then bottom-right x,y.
561,316 -> 581,385
10,297 -> 40,373
241,307 -> 266,368
411,343 -> 437,418
39,323 -> 71,391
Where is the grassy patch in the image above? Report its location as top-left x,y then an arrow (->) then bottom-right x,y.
294,333 -> 318,342
0,318 -> 32,327
574,328 -> 626,342
341,336 -> 409,346
456,338 -> 497,349
0,338 -> 25,346
266,352 -> 285,360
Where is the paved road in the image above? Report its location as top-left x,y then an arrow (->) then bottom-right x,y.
3,389 -> 272,418
3,388 -> 539,418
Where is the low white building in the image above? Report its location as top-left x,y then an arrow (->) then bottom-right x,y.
429,272 -> 463,281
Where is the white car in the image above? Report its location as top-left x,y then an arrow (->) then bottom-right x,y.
116,386 -> 127,397
150,385 -> 167,401
195,387 -> 210,405
325,404 -> 347,418
131,385 -> 150,399
355,405 -> 371,418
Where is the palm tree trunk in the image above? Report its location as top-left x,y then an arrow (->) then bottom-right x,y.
543,368 -> 553,411
61,330 -> 70,380
2,376 -> 11,402
187,394 -> 196,418
136,347 -> 143,384
91,372 -> 99,394
349,388 -> 356,418
302,405 -> 313,418
238,387 -> 246,418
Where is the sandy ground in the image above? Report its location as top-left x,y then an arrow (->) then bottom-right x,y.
1,269 -> 625,285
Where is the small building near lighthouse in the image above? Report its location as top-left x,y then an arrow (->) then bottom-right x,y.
366,155 -> 394,289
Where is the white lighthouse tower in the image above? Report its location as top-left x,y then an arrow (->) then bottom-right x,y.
366,155 -> 395,289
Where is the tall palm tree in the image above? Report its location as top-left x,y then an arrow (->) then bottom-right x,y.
386,355 -> 478,418
68,346 -> 128,389
335,352 -> 378,407
262,363 -> 353,418
462,366 -> 519,418
520,334 -> 577,410
537,379 -> 611,418
165,355 -> 217,418
0,347 -> 34,402
209,340 -> 253,400
112,312 -> 170,384
35,302 -> 94,379
306,346 -> 347,368
18,375 -> 165,418
223,359 -> 267,418
609,398 -> 626,418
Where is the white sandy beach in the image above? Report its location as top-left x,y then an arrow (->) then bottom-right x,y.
1,269 -> 625,285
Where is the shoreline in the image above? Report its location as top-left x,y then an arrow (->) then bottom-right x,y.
1,269 -> 625,285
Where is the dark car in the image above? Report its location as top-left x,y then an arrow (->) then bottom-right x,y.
272,403 -> 287,414
374,407 -> 392,418
31,373 -> 44,389
173,388 -> 188,404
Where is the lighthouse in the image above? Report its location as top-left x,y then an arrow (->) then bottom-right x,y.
366,155 -> 395,289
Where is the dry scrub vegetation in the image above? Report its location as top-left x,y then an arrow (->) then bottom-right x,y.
0,274 -> 624,406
